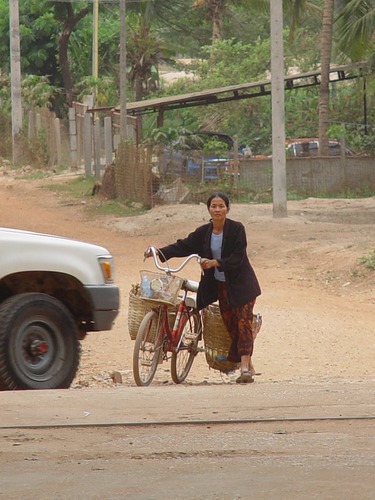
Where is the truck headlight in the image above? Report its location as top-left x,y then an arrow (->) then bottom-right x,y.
98,257 -> 115,283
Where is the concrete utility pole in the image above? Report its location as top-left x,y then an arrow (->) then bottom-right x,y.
92,0 -> 99,80
92,0 -> 99,106
270,1 -> 287,218
119,0 -> 128,140
9,0 -> 23,164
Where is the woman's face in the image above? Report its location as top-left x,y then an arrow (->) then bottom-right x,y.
208,196 -> 229,222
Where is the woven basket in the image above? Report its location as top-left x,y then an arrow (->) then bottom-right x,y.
202,304 -> 262,374
202,304 -> 238,374
139,271 -> 184,307
128,284 -> 155,340
128,284 -> 178,340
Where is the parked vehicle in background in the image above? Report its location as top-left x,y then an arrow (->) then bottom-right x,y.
0,228 -> 120,390
286,138 -> 356,157
256,138 -> 356,159
158,132 -> 235,182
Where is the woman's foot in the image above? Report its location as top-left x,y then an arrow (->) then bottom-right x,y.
236,370 -> 254,384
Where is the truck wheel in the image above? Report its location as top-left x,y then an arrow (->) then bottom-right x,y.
0,293 -> 81,390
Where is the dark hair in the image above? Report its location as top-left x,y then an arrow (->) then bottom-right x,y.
206,191 -> 230,209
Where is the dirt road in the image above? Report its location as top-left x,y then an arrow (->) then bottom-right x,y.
0,169 -> 374,498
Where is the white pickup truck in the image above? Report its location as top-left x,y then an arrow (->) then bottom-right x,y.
0,227 -> 120,390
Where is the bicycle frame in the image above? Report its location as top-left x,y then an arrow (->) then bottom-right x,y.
153,287 -> 198,356
133,245 -> 203,386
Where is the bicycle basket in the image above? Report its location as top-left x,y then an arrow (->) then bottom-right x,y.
128,283 -> 155,340
202,304 -> 238,374
139,271 -> 184,307
203,304 -> 262,374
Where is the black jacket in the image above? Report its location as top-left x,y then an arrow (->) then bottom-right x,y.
158,218 -> 261,310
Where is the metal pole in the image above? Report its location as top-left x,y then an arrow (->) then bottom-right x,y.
270,1 -> 287,218
120,0 -> 128,141
9,0 -> 22,164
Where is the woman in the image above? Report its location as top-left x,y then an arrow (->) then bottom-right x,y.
146,191 -> 261,384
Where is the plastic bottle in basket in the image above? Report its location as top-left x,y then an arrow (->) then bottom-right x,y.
141,276 -> 151,298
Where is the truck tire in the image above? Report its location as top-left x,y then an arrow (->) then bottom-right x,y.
0,293 -> 81,390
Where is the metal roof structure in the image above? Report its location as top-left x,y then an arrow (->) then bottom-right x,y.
110,62 -> 369,119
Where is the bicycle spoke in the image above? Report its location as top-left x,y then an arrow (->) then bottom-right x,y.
133,311 -> 163,386
171,311 -> 201,384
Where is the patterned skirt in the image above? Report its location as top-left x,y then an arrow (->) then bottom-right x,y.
216,281 -> 255,361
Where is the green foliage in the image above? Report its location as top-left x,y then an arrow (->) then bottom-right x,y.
359,250 -> 375,271
75,76 -> 118,106
0,0 -> 374,159
22,75 -> 57,109
202,137 -> 228,155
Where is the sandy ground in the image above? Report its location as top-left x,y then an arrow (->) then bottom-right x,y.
0,169 -> 374,387
0,169 -> 374,499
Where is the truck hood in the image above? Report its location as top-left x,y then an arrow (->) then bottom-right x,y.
0,227 -> 114,284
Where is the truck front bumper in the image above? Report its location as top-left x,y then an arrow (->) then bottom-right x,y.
85,285 -> 120,331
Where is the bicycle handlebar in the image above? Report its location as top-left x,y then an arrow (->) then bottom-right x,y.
145,245 -> 202,274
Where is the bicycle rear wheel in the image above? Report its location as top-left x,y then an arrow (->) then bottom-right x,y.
133,310 -> 163,386
171,311 -> 200,384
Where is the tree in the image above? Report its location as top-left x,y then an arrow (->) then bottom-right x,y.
289,0 -> 374,154
126,12 -> 166,101
194,0 -> 226,40
53,1 -> 90,106
335,0 -> 375,61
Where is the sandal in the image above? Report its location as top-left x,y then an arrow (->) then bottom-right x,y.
236,370 -> 254,384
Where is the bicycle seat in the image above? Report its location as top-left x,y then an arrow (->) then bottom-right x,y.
184,279 -> 199,293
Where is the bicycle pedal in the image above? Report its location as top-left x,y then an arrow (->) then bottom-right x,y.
141,360 -> 153,367
183,333 -> 198,341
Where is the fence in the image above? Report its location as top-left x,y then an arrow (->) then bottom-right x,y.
70,102 -> 137,177
32,103 -> 374,206
115,142 -> 154,207
27,108 -> 70,167
240,156 -> 375,195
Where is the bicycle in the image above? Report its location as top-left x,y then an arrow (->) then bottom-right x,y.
133,246 -> 204,387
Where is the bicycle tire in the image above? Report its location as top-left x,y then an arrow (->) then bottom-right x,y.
171,310 -> 200,384
133,310 -> 163,386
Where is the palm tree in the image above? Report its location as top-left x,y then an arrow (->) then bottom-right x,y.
335,0 -> 375,62
290,0 -> 374,154
127,13 -> 165,102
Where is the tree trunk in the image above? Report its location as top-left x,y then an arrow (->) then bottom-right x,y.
195,0 -> 225,40
211,0 -> 225,40
57,4 -> 90,107
318,0 -> 334,156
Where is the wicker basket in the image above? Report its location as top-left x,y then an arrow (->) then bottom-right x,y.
128,283 -> 178,340
202,304 -> 238,374
139,270 -> 184,307
128,284 -> 155,340
202,304 -> 262,374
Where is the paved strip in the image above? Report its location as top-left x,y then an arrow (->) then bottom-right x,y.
1,380 -> 374,428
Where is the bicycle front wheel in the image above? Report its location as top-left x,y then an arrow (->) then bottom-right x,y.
171,311 -> 200,384
133,310 -> 163,386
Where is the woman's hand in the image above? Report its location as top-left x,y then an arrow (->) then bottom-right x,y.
144,246 -> 158,259
200,258 -> 218,270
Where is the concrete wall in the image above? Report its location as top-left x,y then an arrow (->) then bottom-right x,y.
240,156 -> 375,194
